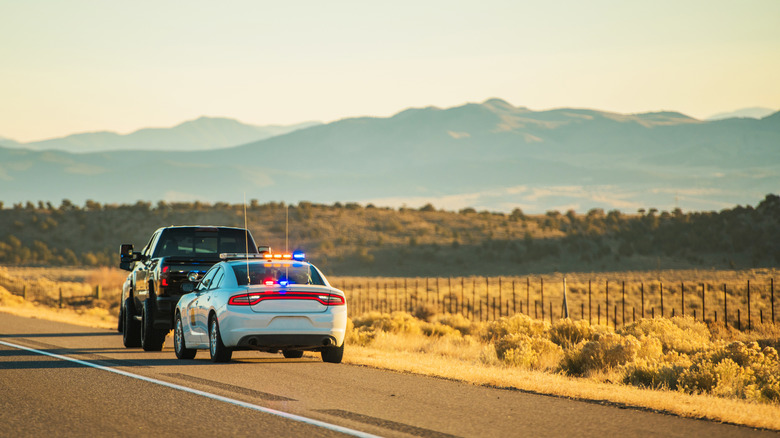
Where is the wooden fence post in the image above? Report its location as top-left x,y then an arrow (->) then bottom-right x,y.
701,283 -> 705,322
660,281 -> 664,318
512,280 -> 516,315
771,277 -> 775,324
498,277 -> 503,318
59,287 -> 63,308
723,284 -> 728,328
526,277 -> 530,317
541,277 -> 545,322
621,281 -> 625,325
605,280 -> 609,327
23,284 -> 28,301
681,281 -> 685,317
95,285 -> 101,300
641,282 -> 645,319
747,279 -> 751,331
588,279 -> 592,324
597,303 -> 601,325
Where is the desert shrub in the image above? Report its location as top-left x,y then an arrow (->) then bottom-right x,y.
549,318 -> 605,348
482,314 -> 549,342
412,304 -> 437,322
345,318 -> 376,346
694,341 -> 780,403
351,311 -> 422,335
623,356 -> 689,390
432,313 -> 476,336
495,333 -> 563,371
619,316 -> 710,354
562,333 -> 641,376
420,321 -> 463,338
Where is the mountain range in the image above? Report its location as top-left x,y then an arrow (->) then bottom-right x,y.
0,118 -> 320,153
1,99 -> 778,213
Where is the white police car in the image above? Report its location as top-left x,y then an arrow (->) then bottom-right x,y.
173,251 -> 347,363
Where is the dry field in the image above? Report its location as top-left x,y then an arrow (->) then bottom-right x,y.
1,266 -> 779,430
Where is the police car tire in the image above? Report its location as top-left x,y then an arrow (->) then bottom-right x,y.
321,343 -> 344,364
209,315 -> 233,363
174,313 -> 196,360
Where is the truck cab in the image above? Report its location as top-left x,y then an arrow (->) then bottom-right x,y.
119,226 -> 260,351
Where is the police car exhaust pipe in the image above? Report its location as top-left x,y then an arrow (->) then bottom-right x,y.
322,338 -> 332,347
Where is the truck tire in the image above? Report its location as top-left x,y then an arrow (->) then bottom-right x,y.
122,298 -> 141,348
117,305 -> 124,333
141,299 -> 167,351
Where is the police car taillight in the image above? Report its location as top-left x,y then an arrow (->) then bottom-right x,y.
228,292 -> 345,306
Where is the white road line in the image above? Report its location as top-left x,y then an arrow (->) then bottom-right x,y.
0,339 -> 381,438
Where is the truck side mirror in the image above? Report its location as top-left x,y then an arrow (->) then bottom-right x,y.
120,244 -> 134,260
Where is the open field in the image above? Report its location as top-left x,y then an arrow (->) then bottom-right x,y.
1,266 -> 779,430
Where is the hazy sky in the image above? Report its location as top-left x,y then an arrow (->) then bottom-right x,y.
2,0 -> 779,142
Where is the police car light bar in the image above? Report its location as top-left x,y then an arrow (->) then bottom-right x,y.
220,253 -> 265,260
261,250 -> 306,261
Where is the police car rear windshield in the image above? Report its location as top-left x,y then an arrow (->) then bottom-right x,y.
232,262 -> 325,286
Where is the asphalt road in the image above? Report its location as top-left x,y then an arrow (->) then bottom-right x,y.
0,313 -> 776,438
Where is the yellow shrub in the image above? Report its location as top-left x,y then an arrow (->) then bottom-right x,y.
482,314 -> 549,342
495,333 -> 563,371
549,318 -> 605,348
619,316 -> 710,354
563,333 -> 641,376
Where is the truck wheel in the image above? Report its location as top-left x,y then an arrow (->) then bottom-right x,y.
141,299 -> 166,351
282,350 -> 304,359
209,315 -> 232,363
174,313 -> 196,360
321,343 -> 344,364
117,305 -> 124,333
122,298 -> 141,348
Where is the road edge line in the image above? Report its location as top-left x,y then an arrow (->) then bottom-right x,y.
0,339 -> 381,438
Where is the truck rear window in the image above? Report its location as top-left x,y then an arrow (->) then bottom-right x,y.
152,228 -> 257,258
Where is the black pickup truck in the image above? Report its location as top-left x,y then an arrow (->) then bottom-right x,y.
118,226 -> 260,351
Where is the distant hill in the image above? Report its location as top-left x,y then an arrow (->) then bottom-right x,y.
0,99 -> 778,213
4,117 -> 321,153
706,107 -> 776,121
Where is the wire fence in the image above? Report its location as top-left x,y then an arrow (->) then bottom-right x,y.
3,273 -> 776,331
2,279 -> 121,309
332,276 -> 777,330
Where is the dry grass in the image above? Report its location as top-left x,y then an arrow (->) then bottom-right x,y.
0,285 -> 116,329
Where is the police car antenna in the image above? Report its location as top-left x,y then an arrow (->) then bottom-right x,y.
243,193 -> 250,286
285,205 -> 289,253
